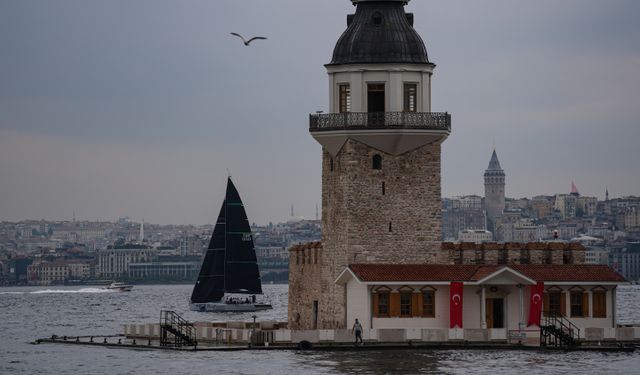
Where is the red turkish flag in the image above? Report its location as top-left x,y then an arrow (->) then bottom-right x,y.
527,282 -> 545,327
449,281 -> 464,328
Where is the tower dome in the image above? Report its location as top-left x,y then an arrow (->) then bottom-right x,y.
330,0 -> 430,65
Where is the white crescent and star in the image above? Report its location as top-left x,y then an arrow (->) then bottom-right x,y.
532,293 -> 541,304
452,294 -> 461,305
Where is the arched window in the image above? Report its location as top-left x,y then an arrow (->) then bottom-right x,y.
372,154 -> 382,170
330,157 -> 334,172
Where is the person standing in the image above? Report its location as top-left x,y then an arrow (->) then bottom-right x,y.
352,318 -> 363,345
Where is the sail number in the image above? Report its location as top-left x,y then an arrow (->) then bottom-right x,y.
242,233 -> 252,242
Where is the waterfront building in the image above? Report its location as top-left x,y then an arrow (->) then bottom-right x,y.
95,244 -> 155,279
336,264 -> 625,337
127,261 -> 200,280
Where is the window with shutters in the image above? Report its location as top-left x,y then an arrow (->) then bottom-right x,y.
422,290 -> 435,317
400,293 -> 412,317
339,84 -> 351,113
403,83 -> 417,112
592,288 -> 607,318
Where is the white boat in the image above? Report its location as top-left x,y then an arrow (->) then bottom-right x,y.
105,282 -> 133,292
189,177 -> 273,313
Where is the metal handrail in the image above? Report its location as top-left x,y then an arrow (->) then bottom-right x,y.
309,112 -> 451,132
159,310 -> 196,348
541,310 -> 580,347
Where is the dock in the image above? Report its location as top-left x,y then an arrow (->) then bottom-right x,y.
34,310 -> 640,353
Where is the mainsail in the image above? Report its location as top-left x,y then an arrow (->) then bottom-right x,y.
190,178 -> 262,303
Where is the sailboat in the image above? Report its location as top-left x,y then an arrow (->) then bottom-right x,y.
190,177 -> 272,312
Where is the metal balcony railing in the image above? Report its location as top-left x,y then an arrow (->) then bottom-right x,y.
309,112 -> 451,132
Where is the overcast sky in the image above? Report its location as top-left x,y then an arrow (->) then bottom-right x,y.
1,0 -> 639,225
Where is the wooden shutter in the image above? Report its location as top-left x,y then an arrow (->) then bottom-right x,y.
582,293 -> 589,317
390,293 -> 401,317
412,293 -> 421,317
543,293 -> 549,314
593,291 -> 606,318
372,293 -> 379,318
560,292 -> 566,317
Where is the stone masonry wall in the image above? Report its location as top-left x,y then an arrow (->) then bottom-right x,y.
288,242 -> 323,330
317,139 -> 445,329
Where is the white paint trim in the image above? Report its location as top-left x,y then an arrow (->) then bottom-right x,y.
335,267 -> 362,285
472,267 -> 536,285
326,63 -> 436,74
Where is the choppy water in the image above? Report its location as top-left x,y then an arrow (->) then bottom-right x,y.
1,284 -> 639,374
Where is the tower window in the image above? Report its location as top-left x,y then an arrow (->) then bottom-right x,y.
330,157 -> 334,172
382,181 -> 385,195
404,83 -> 417,112
372,12 -> 383,26
372,154 -> 382,170
389,222 -> 392,232
339,84 -> 351,113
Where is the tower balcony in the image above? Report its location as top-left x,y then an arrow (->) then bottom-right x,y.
309,112 -> 451,132
309,112 -> 451,156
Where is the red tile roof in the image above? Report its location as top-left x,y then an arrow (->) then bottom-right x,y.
348,264 -> 626,283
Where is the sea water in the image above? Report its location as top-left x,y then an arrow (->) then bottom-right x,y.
1,284 -> 639,374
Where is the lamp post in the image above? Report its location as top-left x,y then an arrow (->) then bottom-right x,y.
251,315 -> 257,348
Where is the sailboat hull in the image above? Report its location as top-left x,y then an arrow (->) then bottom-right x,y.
190,302 -> 273,312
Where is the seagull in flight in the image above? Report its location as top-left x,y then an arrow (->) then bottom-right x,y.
230,32 -> 267,46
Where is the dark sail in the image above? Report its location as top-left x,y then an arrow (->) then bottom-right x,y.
190,177 -> 262,303
190,203 -> 227,303
223,178 -> 262,295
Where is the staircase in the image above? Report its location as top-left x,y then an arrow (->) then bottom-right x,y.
540,311 -> 580,348
159,310 -> 197,348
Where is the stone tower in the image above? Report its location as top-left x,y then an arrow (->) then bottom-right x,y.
292,0 -> 451,329
484,149 -> 505,232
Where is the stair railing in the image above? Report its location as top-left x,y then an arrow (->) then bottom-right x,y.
540,310 -> 580,348
159,310 -> 197,348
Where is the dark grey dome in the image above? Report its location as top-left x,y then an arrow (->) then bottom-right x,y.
329,1 -> 430,65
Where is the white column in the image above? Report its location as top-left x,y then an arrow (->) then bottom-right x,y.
518,285 -> 525,331
352,71 -> 363,112
480,286 -> 487,329
612,287 -> 617,328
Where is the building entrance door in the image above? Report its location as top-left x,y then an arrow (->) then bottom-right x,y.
485,298 -> 505,329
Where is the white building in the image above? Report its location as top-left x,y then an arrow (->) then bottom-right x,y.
336,264 -> 626,343
458,230 -> 492,244
96,245 -> 156,279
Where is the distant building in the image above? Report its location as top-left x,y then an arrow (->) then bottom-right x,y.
458,229 -> 492,243
128,261 -> 200,280
624,207 -> 640,230
95,244 -> 156,279
555,194 -> 577,219
609,242 -> 640,281
484,149 -> 506,232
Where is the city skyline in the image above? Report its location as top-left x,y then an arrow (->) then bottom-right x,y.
1,0 -> 639,225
